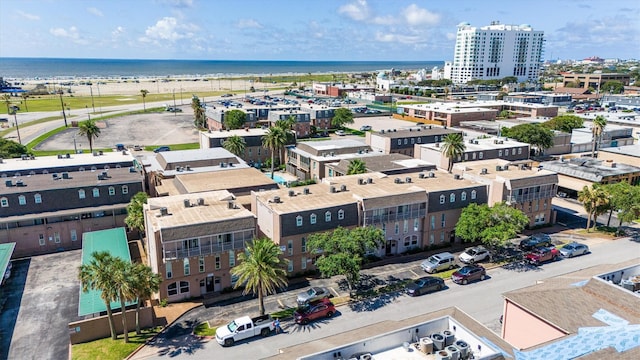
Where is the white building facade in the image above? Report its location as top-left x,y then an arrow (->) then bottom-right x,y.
446,21 -> 545,84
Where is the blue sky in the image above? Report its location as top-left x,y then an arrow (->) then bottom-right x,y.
0,0 -> 638,61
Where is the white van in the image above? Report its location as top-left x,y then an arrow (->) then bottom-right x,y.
421,252 -> 455,273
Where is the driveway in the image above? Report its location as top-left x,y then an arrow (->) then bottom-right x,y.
0,250 -> 82,360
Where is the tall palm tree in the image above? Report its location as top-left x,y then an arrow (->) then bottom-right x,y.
590,115 -> 607,158
231,238 -> 288,316
2,94 -> 10,114
223,135 -> 246,157
130,263 -> 160,335
140,89 -> 149,111
441,133 -> 466,173
77,119 -> 101,153
262,126 -> 287,179
347,159 -> 367,175
20,93 -> 29,112
78,251 -> 118,340
578,184 -> 609,231
125,192 -> 148,238
111,258 -> 135,343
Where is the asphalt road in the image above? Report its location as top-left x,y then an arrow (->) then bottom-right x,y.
131,235 -> 640,360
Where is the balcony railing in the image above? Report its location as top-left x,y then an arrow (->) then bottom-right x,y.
364,209 -> 426,224
164,238 -> 247,260
507,190 -> 555,204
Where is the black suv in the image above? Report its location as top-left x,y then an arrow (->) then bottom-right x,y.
519,234 -> 552,251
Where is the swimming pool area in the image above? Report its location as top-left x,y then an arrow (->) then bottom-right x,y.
264,172 -> 288,185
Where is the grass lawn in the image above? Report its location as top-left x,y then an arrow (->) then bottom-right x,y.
193,322 -> 218,337
574,226 -> 619,238
71,327 -> 161,360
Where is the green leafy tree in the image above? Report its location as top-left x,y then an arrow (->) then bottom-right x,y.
307,226 -> 384,291
591,115 -> 607,158
125,192 -> 148,237
456,202 -> 528,248
130,263 -> 161,335
601,80 -> 624,94
78,251 -> 119,340
77,119 -> 101,153
347,159 -> 367,175
140,89 -> 149,111
262,126 -> 287,179
0,138 -> 28,158
223,109 -> 246,130
222,135 -> 246,157
578,184 -> 609,231
501,123 -> 553,155
331,108 -> 354,129
231,238 -> 288,316
543,115 -> 584,133
604,183 -> 640,233
441,133 -> 466,173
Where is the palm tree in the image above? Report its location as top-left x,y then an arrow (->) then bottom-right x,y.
129,263 -> 160,335
231,238 -> 288,316
20,93 -> 29,112
262,126 -> 287,179
125,192 -> 148,238
578,184 -> 609,231
347,159 -> 367,175
223,135 -> 246,157
140,89 -> 149,111
111,258 -> 135,343
591,115 -> 607,158
2,94 -> 10,114
441,133 -> 466,173
78,251 -> 118,340
77,119 -> 101,153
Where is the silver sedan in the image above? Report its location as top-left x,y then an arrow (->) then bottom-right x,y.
559,242 -> 589,258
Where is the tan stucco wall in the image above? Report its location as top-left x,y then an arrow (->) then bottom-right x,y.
69,307 -> 154,344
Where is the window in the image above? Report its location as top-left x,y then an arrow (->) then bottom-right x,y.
168,282 -> 178,296
382,223 -> 386,233
429,234 -> 435,245
441,214 -> 446,228
301,237 -> 307,253
397,139 -> 401,145
404,236 -> 411,247
17,195 -> 26,205
166,261 -> 173,279
122,185 -> 129,194
229,250 -> 235,267
34,194 -> 42,204
478,152 -> 483,159
450,193 -> 456,203
288,240 -> 293,256
199,256 -> 205,273
338,209 -> 344,220
183,258 -> 190,276
296,215 -> 303,227
394,222 -> 399,234
301,257 -> 307,270
108,187 -> 115,196
403,220 -> 409,233
471,190 -> 477,199
39,234 -> 45,246
518,148 -> 522,155
440,232 -> 445,243
215,254 -> 220,270
92,188 -> 100,198
180,281 -> 189,294
543,200 -> 547,210
498,150 -> 503,157
430,215 -> 435,230
78,190 -> 85,199
461,191 -> 467,201
70,229 -> 77,242
505,149 -> 510,156
310,213 -> 316,224
54,232 -> 60,243
287,260 -> 294,273
414,218 -> 419,231
439,195 -> 445,204
325,211 -> 331,222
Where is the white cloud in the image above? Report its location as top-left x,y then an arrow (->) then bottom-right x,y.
339,0 -> 370,21
371,15 -> 396,26
16,10 -> 40,21
236,19 -> 263,29
112,26 -> 125,38
375,31 -> 422,44
49,26 -> 88,45
87,7 -> 103,17
401,4 -> 440,26
160,0 -> 194,8
140,17 -> 198,43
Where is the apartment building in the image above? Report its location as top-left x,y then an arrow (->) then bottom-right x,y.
396,104 -> 497,128
0,152 -> 144,258
204,108 -> 257,131
365,126 -> 462,157
285,138 -> 372,181
447,21 -> 545,84
562,73 -> 631,90
267,109 -> 312,139
199,128 -> 271,166
144,190 -> 256,302
324,153 -> 435,178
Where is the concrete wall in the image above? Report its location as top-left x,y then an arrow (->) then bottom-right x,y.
68,307 -> 154,344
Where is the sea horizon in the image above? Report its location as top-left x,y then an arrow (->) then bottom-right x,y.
0,57 -> 445,80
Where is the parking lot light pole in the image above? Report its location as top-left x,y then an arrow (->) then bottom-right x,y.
11,110 -> 21,144
173,89 -> 177,116
58,90 -> 68,127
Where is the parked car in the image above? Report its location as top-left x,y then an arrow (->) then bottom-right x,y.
451,265 -> 487,285
335,130 -> 346,136
559,242 -> 589,258
296,286 -> 330,305
405,276 -> 445,296
153,146 -> 171,153
459,246 -> 490,264
215,315 -> 274,346
133,145 -> 143,151
519,233 -> 552,251
525,247 -> 559,265
221,93 -> 234,97
115,144 -> 126,151
294,298 -> 336,325
421,252 -> 455,273
360,125 -> 372,131
166,107 -> 182,112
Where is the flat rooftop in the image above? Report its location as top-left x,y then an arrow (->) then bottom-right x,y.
372,126 -> 460,139
539,158 -> 640,182
599,144 -> 640,158
0,152 -> 136,173
455,159 -> 557,182
172,167 -> 279,194
200,128 -> 269,139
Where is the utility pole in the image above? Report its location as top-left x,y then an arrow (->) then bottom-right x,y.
11,110 -> 21,144
89,85 -> 95,113
58,90 -> 68,127
173,89 -> 177,117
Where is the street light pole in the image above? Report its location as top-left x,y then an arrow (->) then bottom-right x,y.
89,85 -> 95,113
173,89 -> 177,117
12,110 -> 21,145
58,90 -> 68,127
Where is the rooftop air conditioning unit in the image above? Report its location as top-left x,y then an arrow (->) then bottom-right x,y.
329,186 -> 336,193
62,172 -> 69,179
303,187 -> 310,195
496,165 -> 502,171
183,199 -> 191,208
159,207 -> 168,216
288,190 -> 295,197
454,174 -> 461,180
227,201 -> 235,209
419,173 -> 426,179
428,172 -> 435,178
186,165 -> 192,171
197,198 -> 205,206
367,178 -> 373,184
481,168 -> 488,175
358,178 -> 365,185
406,177 -> 412,183
273,196 -> 281,203
340,184 -> 347,192
394,178 -> 401,184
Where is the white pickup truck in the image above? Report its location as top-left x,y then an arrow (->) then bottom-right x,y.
215,314 -> 274,346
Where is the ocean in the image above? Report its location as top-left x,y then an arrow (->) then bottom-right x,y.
0,58 -> 444,79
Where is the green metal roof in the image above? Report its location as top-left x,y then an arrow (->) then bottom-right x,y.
78,227 -> 135,316
0,242 -> 16,283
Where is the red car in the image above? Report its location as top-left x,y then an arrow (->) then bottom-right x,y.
525,247 -> 559,265
451,265 -> 487,285
294,298 -> 336,325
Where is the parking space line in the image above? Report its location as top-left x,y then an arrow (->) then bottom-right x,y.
409,269 -> 419,278
329,286 -> 340,298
